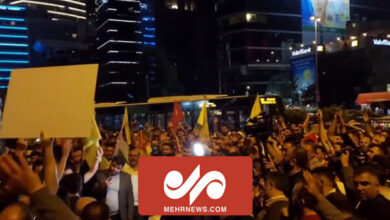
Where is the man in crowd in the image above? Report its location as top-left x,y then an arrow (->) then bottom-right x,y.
256,172 -> 290,220
311,167 -> 351,212
81,202 -> 110,220
0,153 -> 78,220
161,142 -> 175,156
64,145 -> 103,184
100,142 -> 115,170
352,166 -> 390,220
123,148 -> 143,220
93,156 -> 134,220
3,106 -> 390,220
60,173 -> 83,213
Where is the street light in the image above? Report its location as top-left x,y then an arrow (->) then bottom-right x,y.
310,16 -> 321,45
310,16 -> 321,107
245,85 -> 250,96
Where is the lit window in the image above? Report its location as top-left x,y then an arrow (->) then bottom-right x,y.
246,13 -> 256,23
184,1 -> 189,11
165,0 -> 178,10
351,40 -> 358,47
229,14 -> 244,25
171,4 -> 178,9
190,1 -> 196,11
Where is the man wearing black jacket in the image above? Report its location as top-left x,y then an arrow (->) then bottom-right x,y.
350,166 -> 390,220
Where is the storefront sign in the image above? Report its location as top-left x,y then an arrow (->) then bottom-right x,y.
292,47 -> 312,56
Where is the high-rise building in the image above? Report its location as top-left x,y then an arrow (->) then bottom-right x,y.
351,0 -> 390,22
153,0 -> 218,96
2,0 -> 92,67
94,0 -> 143,102
290,1 -> 390,107
348,0 -> 390,38
140,0 -> 157,98
5,0 -> 86,21
0,4 -> 29,95
300,0 -> 390,45
215,0 -> 302,96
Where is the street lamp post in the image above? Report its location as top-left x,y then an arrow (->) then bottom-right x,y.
311,16 -> 321,107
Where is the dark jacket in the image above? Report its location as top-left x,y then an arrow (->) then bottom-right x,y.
326,190 -> 353,212
354,194 -> 390,220
93,170 -> 134,220
263,200 -> 289,220
257,198 -> 289,220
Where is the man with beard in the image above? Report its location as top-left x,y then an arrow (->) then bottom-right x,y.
93,156 -> 134,220
100,143 -> 115,170
122,148 -> 144,220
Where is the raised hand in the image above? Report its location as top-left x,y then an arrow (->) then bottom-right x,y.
340,150 -> 350,168
40,131 -> 53,149
363,111 -> 370,123
303,170 -> 322,199
316,109 -> 323,121
263,158 -> 276,172
62,139 -> 73,156
116,130 -> 124,143
104,177 -> 112,187
96,147 -> 103,162
278,115 -> 285,123
15,138 -> 28,151
0,153 -> 44,195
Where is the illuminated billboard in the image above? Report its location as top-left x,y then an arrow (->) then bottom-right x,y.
302,0 -> 350,31
291,56 -> 316,97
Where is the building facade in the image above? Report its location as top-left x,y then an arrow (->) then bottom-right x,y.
215,0 -> 302,97
351,0 -> 390,22
94,0 -> 143,102
0,4 -> 29,94
140,0 -> 157,98
153,0 -> 218,96
2,0 -> 92,67
5,0 -> 86,21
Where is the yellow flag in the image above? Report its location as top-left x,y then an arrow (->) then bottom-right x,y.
196,104 -> 209,141
84,116 -> 102,168
250,95 -> 262,119
122,107 -> 131,145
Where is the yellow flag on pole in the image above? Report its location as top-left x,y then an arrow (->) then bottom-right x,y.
122,107 -> 131,145
250,95 -> 262,119
84,116 -> 102,168
247,95 -> 262,126
196,104 -> 209,142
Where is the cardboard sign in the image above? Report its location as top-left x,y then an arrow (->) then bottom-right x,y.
1,64 -> 98,138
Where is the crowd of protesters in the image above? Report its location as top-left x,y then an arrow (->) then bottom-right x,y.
1,109 -> 390,220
